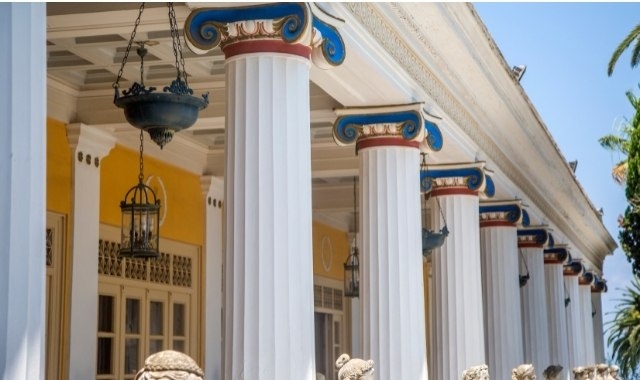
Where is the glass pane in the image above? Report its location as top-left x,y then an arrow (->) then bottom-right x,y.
124,338 -> 139,375
149,339 -> 163,355
173,303 -> 185,337
150,301 -> 163,335
96,337 -> 112,374
98,295 -> 113,333
173,339 -> 185,353
126,298 -> 140,334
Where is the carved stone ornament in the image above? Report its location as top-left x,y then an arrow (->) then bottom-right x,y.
594,363 -> 610,380
335,353 -> 375,380
512,364 -> 536,380
542,365 -> 563,380
609,365 -> 620,380
134,350 -> 204,380
572,366 -> 593,380
462,364 -> 490,380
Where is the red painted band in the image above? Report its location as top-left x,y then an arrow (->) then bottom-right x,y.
480,220 -> 516,228
356,137 -> 420,151
430,188 -> 478,197
223,40 -> 311,59
518,242 -> 544,248
544,258 -> 565,264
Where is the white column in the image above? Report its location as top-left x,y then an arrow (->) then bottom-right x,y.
185,7 -> 345,378
591,279 -> 606,364
67,124 -> 116,379
564,260 -> 585,372
479,201 -> 524,379
202,176 -> 224,380
579,272 -> 596,366
518,228 -> 551,379
360,141 -> 427,380
543,247 -> 570,380
350,298 -> 362,358
0,4 -> 46,379
426,162 -> 486,380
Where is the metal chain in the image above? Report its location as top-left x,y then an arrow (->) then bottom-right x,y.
138,130 -> 145,183
167,2 -> 189,86
113,2 -> 145,90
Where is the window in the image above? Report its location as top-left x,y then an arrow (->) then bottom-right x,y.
96,226 -> 199,379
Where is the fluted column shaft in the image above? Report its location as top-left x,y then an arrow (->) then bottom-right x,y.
543,248 -> 570,380
223,33 -> 315,380
360,144 -> 427,380
0,4 -> 46,378
579,280 -> 596,365
479,202 -> 523,379
564,270 -> 584,372
423,162 -> 487,380
591,291 -> 605,363
520,244 -> 551,378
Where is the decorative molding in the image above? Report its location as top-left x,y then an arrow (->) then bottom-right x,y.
578,271 -> 595,287
67,123 -> 116,170
479,200 -> 522,227
343,3 -> 615,265
591,276 -> 607,293
483,174 -> 495,198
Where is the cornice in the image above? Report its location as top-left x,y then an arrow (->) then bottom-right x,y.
342,3 -> 615,266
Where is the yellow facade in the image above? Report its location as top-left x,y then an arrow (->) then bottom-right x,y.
312,221 -> 351,281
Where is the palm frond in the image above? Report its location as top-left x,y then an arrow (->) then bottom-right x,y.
608,23 -> 640,76
613,161 -> 629,184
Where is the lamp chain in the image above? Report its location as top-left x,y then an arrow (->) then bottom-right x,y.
138,130 -> 145,183
113,2 -> 145,90
168,2 -> 189,86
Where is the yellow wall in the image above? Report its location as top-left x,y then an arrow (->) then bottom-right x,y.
99,144 -> 204,246
47,118 -> 72,215
312,221 -> 350,282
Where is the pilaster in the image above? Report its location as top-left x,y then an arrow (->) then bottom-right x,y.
67,123 -> 116,380
517,227 -> 551,379
0,4 -> 46,379
185,4 -> 346,379
202,175 -> 224,380
563,258 -> 585,373
479,200 -> 523,380
543,246 -> 571,380
333,103 -> 434,380
422,162 -> 486,380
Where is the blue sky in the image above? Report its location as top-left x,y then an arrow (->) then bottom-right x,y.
474,2 -> 640,359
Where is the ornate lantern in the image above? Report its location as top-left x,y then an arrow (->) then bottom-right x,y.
113,3 -> 209,149
344,177 -> 360,298
120,131 -> 160,258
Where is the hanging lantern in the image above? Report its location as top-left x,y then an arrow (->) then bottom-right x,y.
344,176 -> 360,298
120,131 -> 160,258
113,3 -> 209,149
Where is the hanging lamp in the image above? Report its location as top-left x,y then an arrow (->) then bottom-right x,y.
344,176 -> 360,298
113,3 -> 209,149
518,248 -> 530,287
120,130 -> 160,259
420,154 -> 449,257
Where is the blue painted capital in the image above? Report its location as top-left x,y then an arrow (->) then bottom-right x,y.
544,246 -> 569,264
591,276 -> 607,293
579,270 -> 595,286
184,3 -> 345,67
333,103 -> 429,148
479,200 -> 522,226
420,162 -> 486,195
483,175 -> 495,198
517,227 -> 549,247
563,258 -> 583,276
521,209 -> 530,227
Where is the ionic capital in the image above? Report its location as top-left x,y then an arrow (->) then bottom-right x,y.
591,276 -> 607,293
543,246 -> 570,264
332,103 -> 442,152
563,258 -> 584,277
578,270 -> 595,286
185,3 -> 345,67
479,200 -> 522,228
420,162 -> 485,196
517,227 -> 549,248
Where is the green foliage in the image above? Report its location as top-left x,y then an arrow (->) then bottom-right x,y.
607,276 -> 640,379
608,23 -> 640,76
620,206 -> 640,277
